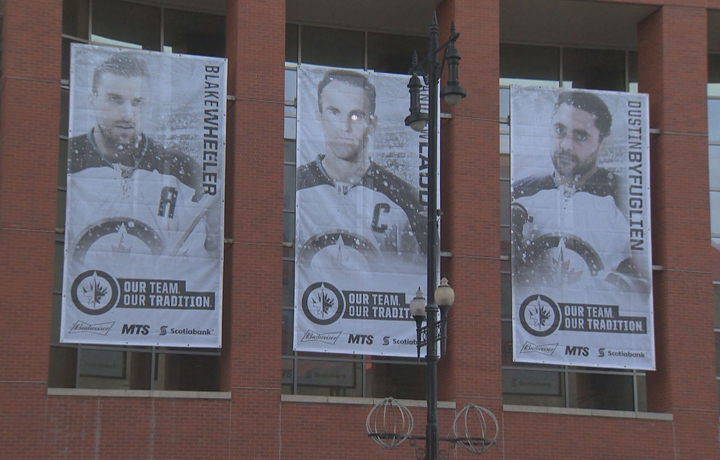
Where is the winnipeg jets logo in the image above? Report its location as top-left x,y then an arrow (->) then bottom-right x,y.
519,294 -> 560,337
311,285 -> 337,319
70,270 -> 120,315
82,273 -> 109,306
301,282 -> 345,325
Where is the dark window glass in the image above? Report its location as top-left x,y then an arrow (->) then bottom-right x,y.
62,0 -> 89,39
58,138 -> 68,188
365,361 -> 425,399
716,331 -> 720,374
568,372 -> 634,411
61,38 -> 76,81
281,358 -> 294,394
500,180 -> 510,226
500,227 -> 510,249
502,368 -> 565,407
284,140 -> 296,163
501,275 -> 511,319
286,24 -> 298,63
282,260 -> 294,307
284,164 -> 296,210
164,9 -> 225,58
53,241 -> 64,294
367,32 -> 428,74
91,0 -> 160,51
710,54 -> 720,83
301,26 -> 364,69
77,349 -> 150,390
283,211 -> 295,243
48,346 -> 78,388
50,294 -> 62,343
56,190 -> 66,229
60,89 -> 69,136
500,43 -> 560,84
636,373 -> 647,412
297,359 -> 363,397
501,322 -> 512,365
708,54 -> 720,96
156,353 -> 220,391
282,309 -> 293,355
714,285 -> 720,327
500,154 -> 509,180
563,48 -> 625,91
628,51 -> 637,92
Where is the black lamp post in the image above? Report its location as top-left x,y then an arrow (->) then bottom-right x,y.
407,12 -> 465,460
367,13 -> 496,460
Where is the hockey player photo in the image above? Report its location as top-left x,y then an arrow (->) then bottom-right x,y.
510,86 -> 654,370
293,65 -> 428,357
61,45 -> 227,347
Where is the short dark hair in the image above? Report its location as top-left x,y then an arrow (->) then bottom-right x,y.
92,54 -> 150,94
555,91 -> 612,140
317,69 -> 376,116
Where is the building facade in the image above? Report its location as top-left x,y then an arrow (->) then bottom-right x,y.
0,0 -> 719,458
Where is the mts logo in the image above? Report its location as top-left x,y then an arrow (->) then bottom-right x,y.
122,324 -> 150,335
348,334 -> 373,345
565,345 -> 589,357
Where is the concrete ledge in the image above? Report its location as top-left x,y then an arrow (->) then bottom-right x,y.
47,388 -> 232,400
281,394 -> 456,409
504,404 -> 673,421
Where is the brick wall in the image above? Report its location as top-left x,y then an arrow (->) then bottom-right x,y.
1,0 -> 719,458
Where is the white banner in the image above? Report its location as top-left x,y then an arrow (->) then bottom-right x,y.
511,86 -> 655,370
294,65 -> 428,356
61,45 -> 226,347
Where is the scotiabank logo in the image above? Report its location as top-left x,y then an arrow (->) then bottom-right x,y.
598,348 -> 646,359
159,326 -> 212,336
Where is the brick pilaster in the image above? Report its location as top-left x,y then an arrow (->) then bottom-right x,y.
639,6 -> 720,459
0,1 -> 61,458
436,0 -> 503,454
224,0 -> 285,456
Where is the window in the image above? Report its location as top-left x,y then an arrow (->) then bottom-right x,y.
500,44 -> 646,411
50,0 -> 224,392
708,53 -> 720,405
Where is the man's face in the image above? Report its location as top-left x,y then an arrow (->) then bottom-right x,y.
550,103 -> 605,181
320,80 -> 376,162
90,73 -> 148,149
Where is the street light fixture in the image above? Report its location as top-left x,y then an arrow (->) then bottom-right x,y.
367,12 -> 497,460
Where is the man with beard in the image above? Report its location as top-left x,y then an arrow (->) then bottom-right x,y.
66,54 -> 219,265
295,69 -> 426,271
512,91 -> 641,290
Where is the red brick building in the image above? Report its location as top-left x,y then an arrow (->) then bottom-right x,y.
1,0 -> 719,458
